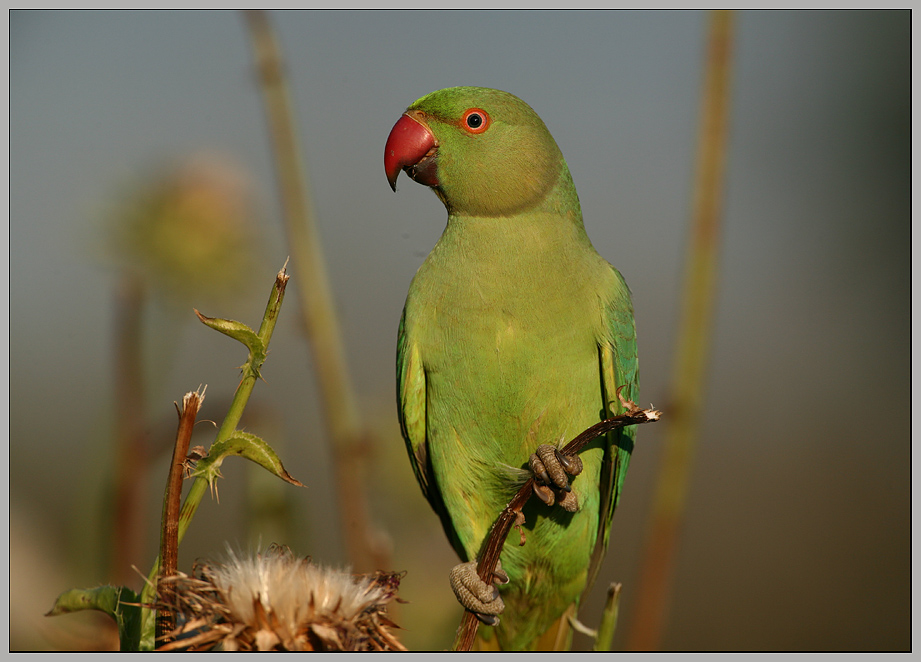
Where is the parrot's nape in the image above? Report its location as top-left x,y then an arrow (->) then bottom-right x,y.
384,86 -> 638,651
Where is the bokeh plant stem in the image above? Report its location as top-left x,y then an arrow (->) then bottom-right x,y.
627,10 -> 734,651
243,10 -> 381,573
111,272 -> 150,586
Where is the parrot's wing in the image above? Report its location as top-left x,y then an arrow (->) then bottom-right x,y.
588,264 -> 639,589
396,307 -> 468,560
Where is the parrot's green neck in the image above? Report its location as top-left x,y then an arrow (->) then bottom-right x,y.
424,160 -> 598,311
441,157 -> 587,239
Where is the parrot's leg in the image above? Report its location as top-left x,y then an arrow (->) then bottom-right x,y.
529,444 -> 583,512
449,560 -> 510,626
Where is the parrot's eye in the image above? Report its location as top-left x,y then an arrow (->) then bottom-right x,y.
462,108 -> 490,134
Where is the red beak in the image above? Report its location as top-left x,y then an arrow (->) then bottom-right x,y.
384,112 -> 437,191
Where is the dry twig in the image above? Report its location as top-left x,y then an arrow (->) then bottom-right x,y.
155,388 -> 205,643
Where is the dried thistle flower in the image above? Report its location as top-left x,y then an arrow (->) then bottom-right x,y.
157,546 -> 405,651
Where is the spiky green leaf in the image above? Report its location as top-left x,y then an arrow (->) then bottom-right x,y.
194,309 -> 267,369
193,431 -> 304,488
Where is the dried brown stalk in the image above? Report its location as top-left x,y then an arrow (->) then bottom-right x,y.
155,388 -> 205,643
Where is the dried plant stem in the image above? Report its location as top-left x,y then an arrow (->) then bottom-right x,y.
155,388 -> 204,643
242,10 -> 380,573
452,407 -> 661,652
627,10 -> 734,651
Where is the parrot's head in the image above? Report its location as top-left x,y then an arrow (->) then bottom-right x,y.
384,87 -> 570,217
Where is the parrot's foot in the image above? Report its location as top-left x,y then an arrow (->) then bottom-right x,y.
449,560 -> 509,627
529,444 -> 583,512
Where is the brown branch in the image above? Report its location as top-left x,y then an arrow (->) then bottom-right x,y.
155,388 -> 205,644
452,405 -> 661,651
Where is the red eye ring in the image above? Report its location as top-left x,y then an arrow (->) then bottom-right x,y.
461,108 -> 490,134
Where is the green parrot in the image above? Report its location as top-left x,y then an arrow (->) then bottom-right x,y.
384,86 -> 638,651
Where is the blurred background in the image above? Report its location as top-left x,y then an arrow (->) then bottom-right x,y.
9,10 -> 910,651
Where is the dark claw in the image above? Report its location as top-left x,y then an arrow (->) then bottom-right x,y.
476,613 -> 500,627
557,450 -> 583,477
492,567 -> 510,585
533,483 -> 555,506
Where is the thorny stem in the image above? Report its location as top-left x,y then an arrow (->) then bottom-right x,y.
452,406 -> 661,652
139,267 -> 289,649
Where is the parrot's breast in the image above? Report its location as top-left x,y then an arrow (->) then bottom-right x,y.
403,215 -> 615,644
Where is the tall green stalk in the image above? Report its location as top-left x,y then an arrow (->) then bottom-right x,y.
242,10 -> 382,573
627,10 -> 735,651
593,583 -> 623,651
110,272 -> 149,586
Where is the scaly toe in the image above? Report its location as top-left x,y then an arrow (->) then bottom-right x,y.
449,561 -> 505,620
